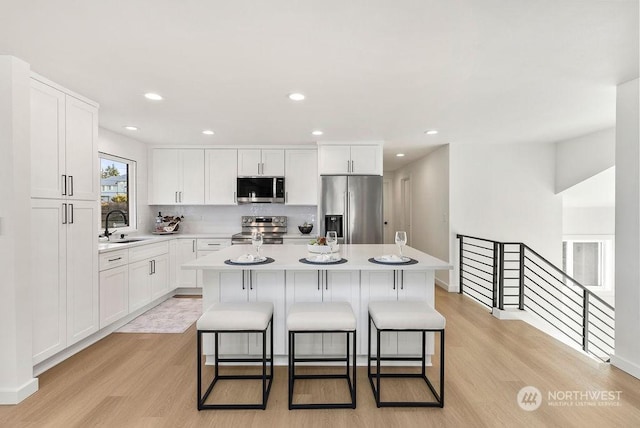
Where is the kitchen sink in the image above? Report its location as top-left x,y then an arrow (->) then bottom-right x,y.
110,238 -> 147,244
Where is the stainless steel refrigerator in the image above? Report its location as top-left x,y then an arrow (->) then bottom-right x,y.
319,175 -> 383,244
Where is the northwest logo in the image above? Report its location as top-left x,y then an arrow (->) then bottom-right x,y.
517,386 -> 542,411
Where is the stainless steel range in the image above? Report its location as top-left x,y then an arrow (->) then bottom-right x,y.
231,216 -> 287,245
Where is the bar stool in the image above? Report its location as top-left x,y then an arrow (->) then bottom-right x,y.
287,302 -> 357,409
196,302 -> 274,410
368,301 -> 445,407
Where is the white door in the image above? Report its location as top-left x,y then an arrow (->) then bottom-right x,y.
128,259 -> 152,312
99,265 -> 129,329
175,239 -> 198,287
383,178 -> 393,244
217,272 -> 250,355
150,149 -> 180,204
30,79 -> 66,199
318,145 -> 351,175
31,200 -> 67,364
66,200 -> 99,346
249,270 -> 286,355
285,270 -> 323,355
180,149 -> 205,204
261,149 -> 285,176
323,270 -> 360,355
360,270 -> 399,356
205,149 -> 237,204
150,253 -> 169,300
65,96 -> 98,201
401,176 -> 412,246
350,145 -> 382,175
237,149 -> 261,176
285,149 -> 318,205
398,270 -> 434,356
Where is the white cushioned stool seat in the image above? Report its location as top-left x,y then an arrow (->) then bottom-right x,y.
369,301 -> 445,330
197,302 -> 274,331
288,302 -> 356,331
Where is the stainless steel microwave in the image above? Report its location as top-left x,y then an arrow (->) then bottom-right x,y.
236,177 -> 285,204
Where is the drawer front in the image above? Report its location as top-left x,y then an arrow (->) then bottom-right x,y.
197,238 -> 231,251
99,249 -> 129,271
128,241 -> 170,263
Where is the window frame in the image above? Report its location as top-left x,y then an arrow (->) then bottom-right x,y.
562,235 -> 614,293
99,152 -> 137,233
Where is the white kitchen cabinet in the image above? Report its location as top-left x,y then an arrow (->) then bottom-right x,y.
205,149 -> 237,204
318,143 -> 382,175
284,149 -> 318,205
285,270 -> 360,355
196,238 -> 231,287
238,149 -> 285,176
360,270 -> 431,356
30,77 -> 99,201
149,149 -> 205,204
215,270 -> 286,356
99,264 -> 129,329
128,242 -> 169,311
31,199 -> 99,363
174,238 -> 198,288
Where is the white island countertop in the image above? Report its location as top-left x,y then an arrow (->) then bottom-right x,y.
182,244 -> 451,271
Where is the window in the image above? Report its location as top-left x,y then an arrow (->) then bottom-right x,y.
562,236 -> 614,291
100,153 -> 136,231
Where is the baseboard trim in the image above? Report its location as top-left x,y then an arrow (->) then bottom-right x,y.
0,378 -> 38,405
492,308 -> 525,320
611,354 -> 640,380
435,277 -> 457,292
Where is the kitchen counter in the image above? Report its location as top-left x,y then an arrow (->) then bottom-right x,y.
98,233 -> 234,253
182,243 -> 450,271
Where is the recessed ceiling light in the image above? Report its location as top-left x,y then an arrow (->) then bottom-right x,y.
396,153 -> 405,157
202,130 -> 215,135
123,126 -> 138,131
425,129 -> 438,135
144,92 -> 163,101
311,130 -> 323,136
288,93 -> 305,101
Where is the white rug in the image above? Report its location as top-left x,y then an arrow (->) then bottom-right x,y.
117,297 -> 202,333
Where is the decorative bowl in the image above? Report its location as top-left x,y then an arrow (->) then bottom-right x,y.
307,244 -> 339,254
298,224 -> 313,234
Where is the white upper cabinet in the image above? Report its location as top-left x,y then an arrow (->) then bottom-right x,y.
30,78 -> 99,200
205,149 -> 237,204
238,149 -> 285,176
149,149 -> 205,205
284,149 -> 317,205
318,143 -> 383,175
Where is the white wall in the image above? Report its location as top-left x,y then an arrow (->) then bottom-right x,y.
0,56 -> 38,403
390,145 -> 450,288
555,128 -> 615,193
612,78 -> 640,379
563,207 -> 615,236
98,128 -> 153,233
449,142 -> 563,290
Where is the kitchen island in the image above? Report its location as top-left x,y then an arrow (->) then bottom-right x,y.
182,244 -> 451,365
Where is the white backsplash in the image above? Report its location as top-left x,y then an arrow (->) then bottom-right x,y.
151,205 -> 317,235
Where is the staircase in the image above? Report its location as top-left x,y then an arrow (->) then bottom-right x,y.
456,234 -> 615,362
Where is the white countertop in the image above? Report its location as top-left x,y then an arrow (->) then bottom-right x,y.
182,244 -> 451,271
98,233 -> 233,252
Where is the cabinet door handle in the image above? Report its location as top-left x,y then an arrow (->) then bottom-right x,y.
62,175 -> 67,196
393,270 -> 396,290
175,191 -> 178,203
249,271 -> 253,290
68,176 -> 74,196
62,203 -> 67,224
325,271 -> 328,290
149,260 -> 153,275
347,160 -> 351,173
285,192 -> 288,203
108,256 -> 122,262
207,243 -> 220,246
68,204 -> 74,224
400,270 -> 404,290
233,191 -> 237,203
242,270 -> 246,290
317,271 -> 320,291
153,260 -> 156,274
192,240 -> 196,252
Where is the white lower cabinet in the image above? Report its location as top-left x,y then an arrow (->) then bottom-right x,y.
99,264 -> 129,329
285,270 -> 360,355
128,242 -> 169,312
211,270 -> 286,356
360,270 -> 432,356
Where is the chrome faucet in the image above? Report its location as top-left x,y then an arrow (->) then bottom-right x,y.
103,210 -> 128,240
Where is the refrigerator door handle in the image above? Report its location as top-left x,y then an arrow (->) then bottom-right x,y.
344,191 -> 349,244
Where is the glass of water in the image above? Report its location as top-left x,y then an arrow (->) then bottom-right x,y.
326,231 -> 338,258
395,231 -> 407,258
251,232 -> 263,258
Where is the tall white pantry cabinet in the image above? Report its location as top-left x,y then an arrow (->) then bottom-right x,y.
30,75 -> 100,365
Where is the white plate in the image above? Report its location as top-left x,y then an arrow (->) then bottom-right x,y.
307,244 -> 339,254
232,255 -> 267,264
374,255 -> 410,264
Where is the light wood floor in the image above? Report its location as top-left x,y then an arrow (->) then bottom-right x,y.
2,288 -> 640,427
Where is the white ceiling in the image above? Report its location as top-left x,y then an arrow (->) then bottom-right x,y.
0,1 -> 637,171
